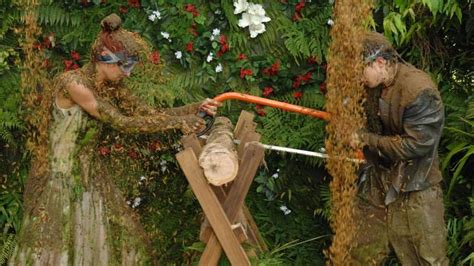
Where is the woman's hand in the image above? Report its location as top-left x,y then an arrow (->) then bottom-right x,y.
181,115 -> 206,134
199,98 -> 222,116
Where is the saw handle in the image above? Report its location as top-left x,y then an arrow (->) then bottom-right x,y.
213,92 -> 331,121
196,92 -> 330,137
196,111 -> 214,137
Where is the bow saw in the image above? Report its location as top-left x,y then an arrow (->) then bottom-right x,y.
197,92 -> 364,163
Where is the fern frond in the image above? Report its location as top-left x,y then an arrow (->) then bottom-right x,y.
38,4 -> 76,27
0,234 -> 16,265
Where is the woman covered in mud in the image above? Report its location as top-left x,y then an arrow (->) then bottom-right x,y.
11,13 -> 219,265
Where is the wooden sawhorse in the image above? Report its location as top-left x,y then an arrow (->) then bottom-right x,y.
176,111 -> 267,265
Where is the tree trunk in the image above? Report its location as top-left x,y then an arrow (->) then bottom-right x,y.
199,117 -> 239,186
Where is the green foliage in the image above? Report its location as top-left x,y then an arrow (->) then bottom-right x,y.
0,234 -> 16,265
0,71 -> 23,145
0,0 -> 472,264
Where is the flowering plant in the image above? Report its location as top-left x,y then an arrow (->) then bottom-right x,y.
234,0 -> 271,38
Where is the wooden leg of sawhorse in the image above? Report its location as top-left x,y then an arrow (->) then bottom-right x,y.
177,148 -> 250,266
199,142 -> 265,266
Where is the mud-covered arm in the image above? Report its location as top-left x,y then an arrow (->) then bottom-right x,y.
66,81 -> 203,134
114,86 -> 201,116
96,99 -> 201,134
361,90 -> 444,162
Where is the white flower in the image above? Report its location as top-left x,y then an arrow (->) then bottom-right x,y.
272,173 -> 279,179
238,13 -> 251,28
132,197 -> 141,208
249,23 -> 266,38
161,31 -> 170,39
279,205 -> 292,215
215,63 -> 223,73
175,51 -> 182,59
247,3 -> 266,17
161,165 -> 167,172
140,176 -> 146,181
206,52 -> 214,63
215,9 -> 222,15
277,168 -> 280,172
327,19 -> 334,26
236,3 -> 271,38
212,28 -> 221,36
148,10 -> 161,21
233,0 -> 249,14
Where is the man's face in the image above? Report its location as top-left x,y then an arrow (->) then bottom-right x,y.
363,58 -> 385,88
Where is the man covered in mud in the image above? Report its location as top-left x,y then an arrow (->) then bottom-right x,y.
350,32 -> 448,265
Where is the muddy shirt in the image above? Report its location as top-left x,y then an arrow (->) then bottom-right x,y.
363,63 -> 444,205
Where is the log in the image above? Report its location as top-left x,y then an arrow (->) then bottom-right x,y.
199,117 -> 239,186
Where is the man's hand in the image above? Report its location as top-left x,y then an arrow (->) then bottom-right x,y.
350,130 -> 368,149
199,98 -> 222,116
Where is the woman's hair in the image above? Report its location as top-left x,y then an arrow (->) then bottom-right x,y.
90,13 -> 148,62
362,31 -> 398,64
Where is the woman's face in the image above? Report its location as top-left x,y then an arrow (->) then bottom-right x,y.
96,48 -> 138,82
98,62 -> 127,82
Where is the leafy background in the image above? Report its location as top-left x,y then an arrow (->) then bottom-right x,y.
0,0 -> 472,264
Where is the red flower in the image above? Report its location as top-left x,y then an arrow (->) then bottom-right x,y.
128,0 -> 140,8
292,13 -> 302,21
262,87 -> 273,97
295,0 -> 305,12
99,146 -> 110,156
119,5 -> 128,13
263,61 -> 280,76
186,42 -> 194,52
33,42 -> 42,50
189,24 -> 198,36
322,63 -> 328,72
42,35 -> 52,49
71,51 -> 80,61
319,82 -> 327,94
301,71 -> 313,82
292,76 -> 303,89
72,63 -> 79,70
221,43 -> 230,53
240,68 -> 253,79
293,91 -> 303,100
128,148 -> 138,159
64,60 -> 74,71
148,141 -> 162,152
219,35 -> 227,45
255,105 -> 266,116
184,4 -> 199,17
293,0 -> 305,21
307,56 -> 320,65
112,143 -> 125,152
217,35 -> 229,57
150,51 -> 160,64
237,53 -> 247,60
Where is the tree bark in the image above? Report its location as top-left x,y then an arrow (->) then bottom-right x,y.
198,117 -> 239,186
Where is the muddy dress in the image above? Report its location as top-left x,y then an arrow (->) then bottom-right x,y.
11,66 -> 200,265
